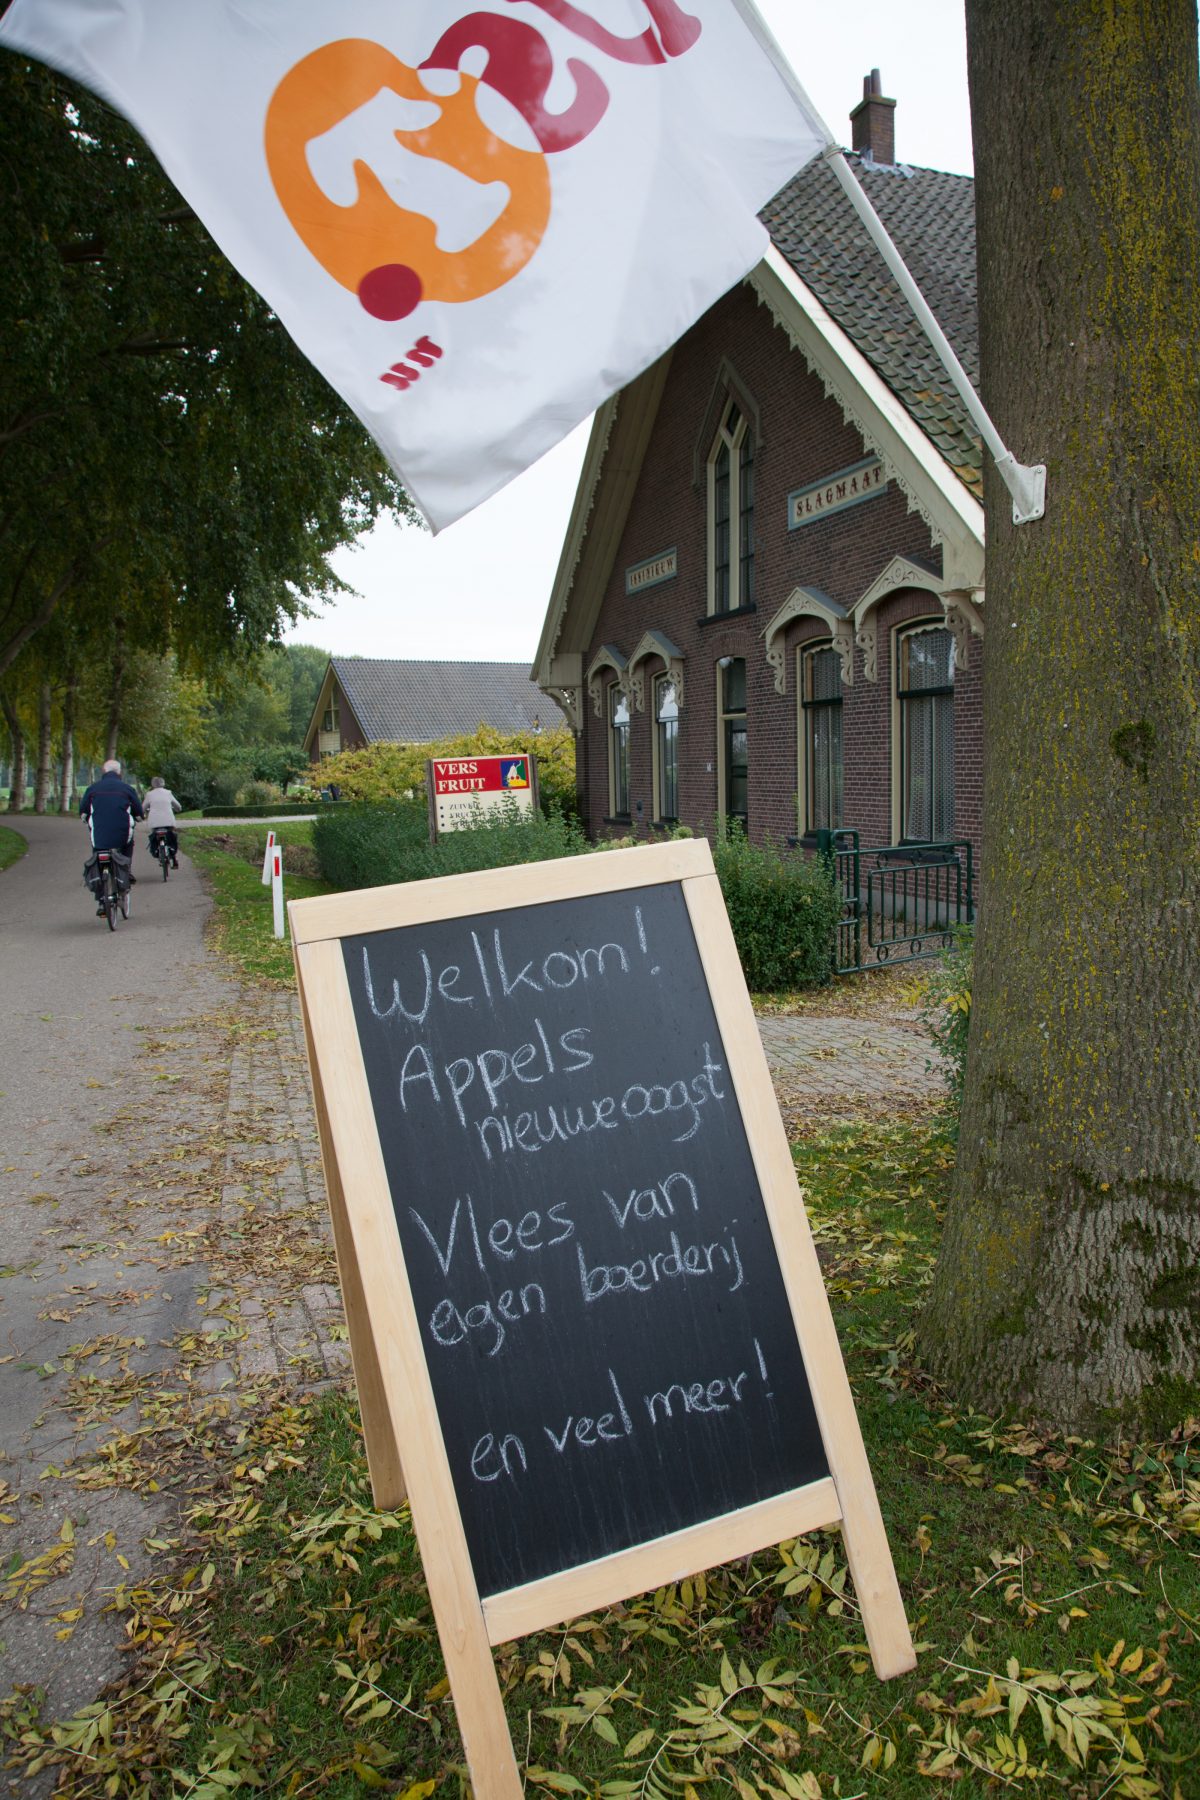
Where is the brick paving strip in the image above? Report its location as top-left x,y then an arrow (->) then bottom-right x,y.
0,817 -> 943,1785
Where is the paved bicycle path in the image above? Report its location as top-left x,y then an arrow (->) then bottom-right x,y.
0,816 -> 939,1779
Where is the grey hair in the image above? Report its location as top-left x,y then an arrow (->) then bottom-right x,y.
150,776 -> 165,788
102,758 -> 122,774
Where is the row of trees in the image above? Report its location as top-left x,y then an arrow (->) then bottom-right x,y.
1,641 -> 329,812
0,54 -> 415,805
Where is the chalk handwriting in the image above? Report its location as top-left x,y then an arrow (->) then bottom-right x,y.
429,1281 -> 546,1356
578,1223 -> 744,1302
409,1195 -> 574,1278
361,908 -> 653,1029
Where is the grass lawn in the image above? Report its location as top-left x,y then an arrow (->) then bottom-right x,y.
6,1114 -> 1196,1799
14,832 -> 1191,1797
0,824 -> 28,872
184,819 -> 331,984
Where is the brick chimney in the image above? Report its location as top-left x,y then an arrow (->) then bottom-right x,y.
850,68 -> 896,165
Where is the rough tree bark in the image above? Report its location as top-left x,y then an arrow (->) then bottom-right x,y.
33,681 -> 53,813
1,691 -> 26,812
921,0 -> 1200,1434
58,669 -> 77,813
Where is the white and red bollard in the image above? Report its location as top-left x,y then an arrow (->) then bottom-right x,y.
271,845 -> 285,939
261,829 -> 277,886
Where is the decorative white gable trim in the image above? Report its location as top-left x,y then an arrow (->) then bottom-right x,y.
626,630 -> 685,712
544,686 -> 584,735
941,586 -> 986,671
851,556 -> 947,682
586,645 -> 629,718
763,589 -> 853,695
749,247 -> 985,591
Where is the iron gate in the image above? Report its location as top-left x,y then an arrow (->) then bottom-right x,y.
816,830 -> 974,975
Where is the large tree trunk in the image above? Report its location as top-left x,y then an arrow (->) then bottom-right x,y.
33,681 -> 53,813
58,668 -> 77,813
1,691 -> 26,812
105,618 -> 127,763
920,0 -> 1200,1434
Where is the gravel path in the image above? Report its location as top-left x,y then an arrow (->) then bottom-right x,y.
0,818 -> 938,1776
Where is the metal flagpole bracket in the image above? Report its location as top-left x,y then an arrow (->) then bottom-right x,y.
996,453 -> 1046,525
821,144 -> 1047,528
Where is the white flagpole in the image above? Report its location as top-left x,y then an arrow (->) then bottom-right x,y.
820,144 -> 1046,525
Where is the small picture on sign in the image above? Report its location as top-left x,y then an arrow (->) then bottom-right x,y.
500,758 -> 530,789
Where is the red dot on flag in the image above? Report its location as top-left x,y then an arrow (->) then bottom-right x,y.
358,264 -> 423,321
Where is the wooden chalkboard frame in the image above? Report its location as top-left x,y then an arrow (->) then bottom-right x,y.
289,840 -> 914,1798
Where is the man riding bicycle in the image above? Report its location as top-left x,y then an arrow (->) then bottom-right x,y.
143,775 -> 182,868
80,760 -> 143,912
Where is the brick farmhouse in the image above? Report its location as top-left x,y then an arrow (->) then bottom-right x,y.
533,77 -> 986,876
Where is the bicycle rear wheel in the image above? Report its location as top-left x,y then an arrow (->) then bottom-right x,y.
160,844 -> 170,881
104,868 -> 118,930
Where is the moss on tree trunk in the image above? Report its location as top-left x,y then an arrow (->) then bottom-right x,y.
920,0 -> 1200,1434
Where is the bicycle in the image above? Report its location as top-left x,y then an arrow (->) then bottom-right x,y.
150,827 -> 173,881
92,848 -> 132,930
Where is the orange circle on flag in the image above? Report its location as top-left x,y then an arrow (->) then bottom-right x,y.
265,38 -> 551,316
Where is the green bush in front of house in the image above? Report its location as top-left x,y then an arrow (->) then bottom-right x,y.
312,799 -> 430,889
313,797 -> 589,890
711,824 -> 842,991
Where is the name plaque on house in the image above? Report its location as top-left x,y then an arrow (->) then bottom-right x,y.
625,548 -> 678,595
788,457 -> 888,529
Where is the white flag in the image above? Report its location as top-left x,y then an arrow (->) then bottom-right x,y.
0,0 -> 829,530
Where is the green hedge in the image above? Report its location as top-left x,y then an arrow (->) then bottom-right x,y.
711,826 -> 841,991
200,803 -> 322,818
313,800 -> 589,890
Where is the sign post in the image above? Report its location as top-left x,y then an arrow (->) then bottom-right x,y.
261,829 -> 276,885
289,840 -> 913,1797
427,753 -> 538,840
271,847 -> 284,940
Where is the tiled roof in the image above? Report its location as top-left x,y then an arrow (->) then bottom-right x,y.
762,152 -> 982,498
332,658 -> 564,744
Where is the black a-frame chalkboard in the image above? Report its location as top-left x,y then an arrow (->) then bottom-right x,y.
290,839 -> 913,1800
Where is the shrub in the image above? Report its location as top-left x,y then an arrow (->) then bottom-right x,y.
238,778 -> 283,806
207,767 -> 243,809
312,800 -> 430,889
711,825 -> 841,991
917,927 -> 973,1135
317,724 -> 578,821
157,751 -> 212,811
314,799 -> 588,890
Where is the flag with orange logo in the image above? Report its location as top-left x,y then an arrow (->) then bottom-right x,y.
0,0 -> 829,530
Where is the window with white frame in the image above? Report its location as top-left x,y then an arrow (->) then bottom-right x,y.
897,622 -> 954,841
717,658 -> 748,830
608,682 -> 630,817
653,673 -> 679,821
708,400 -> 755,614
321,691 -> 339,734
799,643 -> 843,833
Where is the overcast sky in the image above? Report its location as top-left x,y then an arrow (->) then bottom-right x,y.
287,0 -> 973,665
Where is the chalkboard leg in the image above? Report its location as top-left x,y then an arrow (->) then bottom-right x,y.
296,969 -> 406,1508
680,870 -> 916,1682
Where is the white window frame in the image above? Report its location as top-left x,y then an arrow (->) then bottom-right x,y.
891,619 -> 955,843
797,641 -> 843,835
651,671 -> 680,823
715,658 -> 748,832
706,399 -> 755,616
608,681 -> 631,818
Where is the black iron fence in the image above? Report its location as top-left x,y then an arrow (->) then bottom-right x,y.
815,830 -> 974,976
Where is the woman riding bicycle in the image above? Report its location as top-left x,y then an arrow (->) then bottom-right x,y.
143,775 -> 182,868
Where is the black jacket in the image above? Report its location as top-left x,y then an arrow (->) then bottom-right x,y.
80,771 -> 144,850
